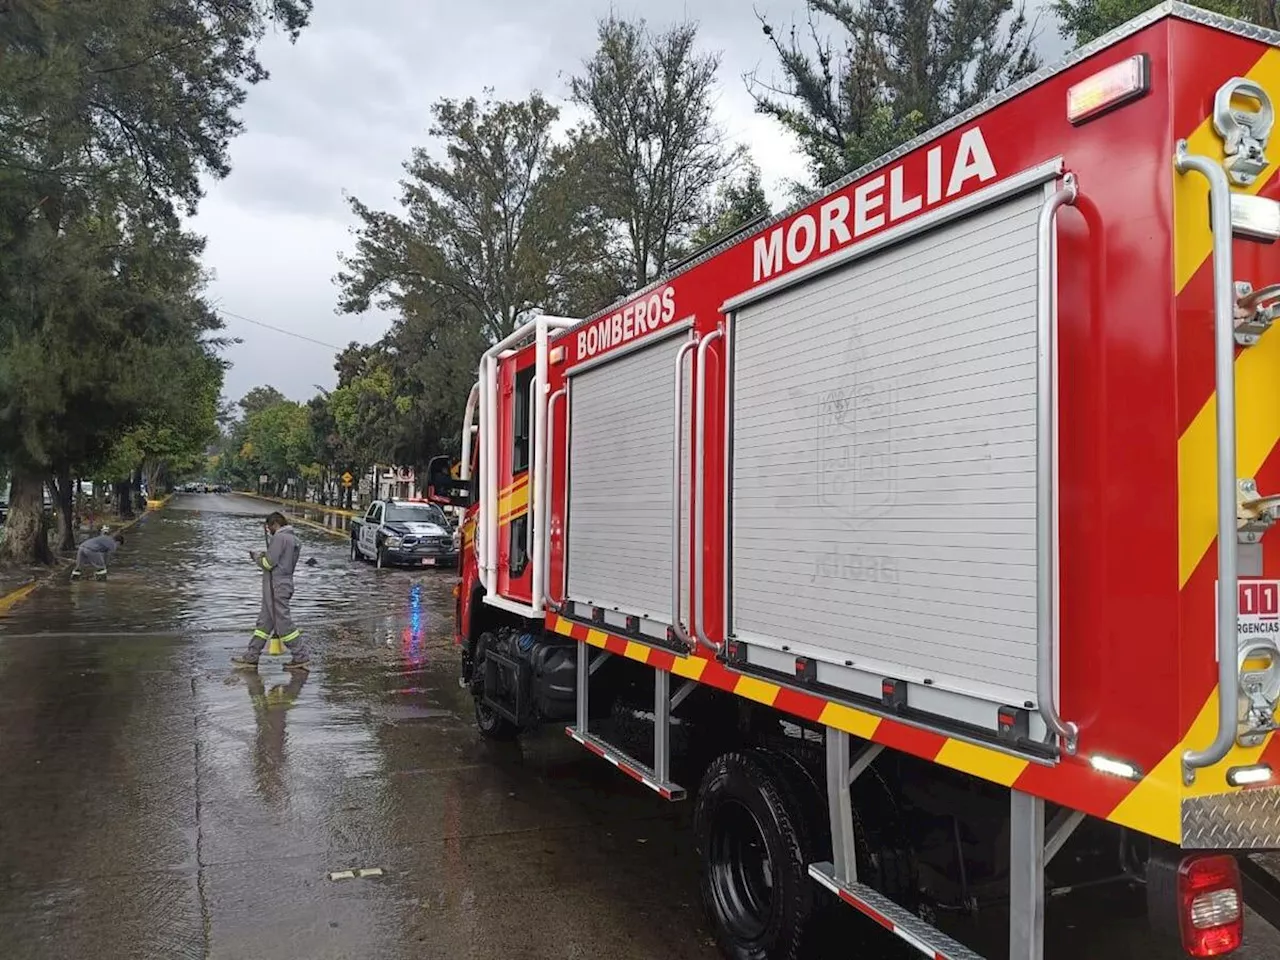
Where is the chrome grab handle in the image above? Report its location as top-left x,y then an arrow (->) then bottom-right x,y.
671,336 -> 697,647
542,387 -> 567,612
1176,142 -> 1240,783
693,327 -> 724,654
1037,173 -> 1080,755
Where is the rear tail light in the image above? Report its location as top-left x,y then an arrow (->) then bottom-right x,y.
1179,855 -> 1243,957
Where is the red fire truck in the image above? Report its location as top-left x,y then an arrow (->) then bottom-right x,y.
450,5 -> 1280,957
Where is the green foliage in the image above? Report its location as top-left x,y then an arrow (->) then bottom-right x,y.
751,0 -> 1038,188
687,162 -> 772,253
338,93 -> 617,344
1052,0 -> 1259,46
570,17 -> 741,286
244,400 -> 311,485
0,0 -> 311,561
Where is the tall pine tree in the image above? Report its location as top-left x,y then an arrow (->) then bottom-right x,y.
750,0 -> 1038,188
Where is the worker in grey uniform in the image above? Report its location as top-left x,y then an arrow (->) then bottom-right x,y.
232,512 -> 310,671
71,531 -> 124,580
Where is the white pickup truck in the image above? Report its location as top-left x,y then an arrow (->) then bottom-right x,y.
349,499 -> 459,569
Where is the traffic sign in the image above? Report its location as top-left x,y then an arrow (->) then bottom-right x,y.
341,471 -> 353,487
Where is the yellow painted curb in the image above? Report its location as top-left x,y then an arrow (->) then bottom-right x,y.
238,490 -> 359,519
0,580 -> 40,615
286,514 -> 351,540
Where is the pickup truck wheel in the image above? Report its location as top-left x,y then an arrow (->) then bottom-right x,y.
350,537 -> 359,562
695,750 -> 819,960
376,546 -> 385,569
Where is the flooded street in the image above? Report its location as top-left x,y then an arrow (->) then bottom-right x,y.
3,493 -> 1280,959
0,494 -> 714,960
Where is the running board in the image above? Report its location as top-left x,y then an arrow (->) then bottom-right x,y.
565,727 -> 686,800
808,862 -> 986,960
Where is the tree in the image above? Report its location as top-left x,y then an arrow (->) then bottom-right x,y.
242,400 -> 310,494
0,0 -> 312,563
750,0 -> 1038,188
129,347 -> 224,496
687,161 -> 771,253
570,17 -> 741,286
1052,0 -> 1253,46
338,94 -> 617,345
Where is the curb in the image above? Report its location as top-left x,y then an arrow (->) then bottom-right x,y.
238,490 -> 359,518
233,491 -> 351,540
0,493 -> 174,616
282,513 -> 350,540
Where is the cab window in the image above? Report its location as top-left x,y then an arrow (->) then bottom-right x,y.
365,503 -> 379,523
511,366 -> 534,475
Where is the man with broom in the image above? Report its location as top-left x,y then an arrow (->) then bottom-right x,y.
232,512 -> 310,671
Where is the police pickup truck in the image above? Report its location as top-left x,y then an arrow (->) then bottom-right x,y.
349,499 -> 459,569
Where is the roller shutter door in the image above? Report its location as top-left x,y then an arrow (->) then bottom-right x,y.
730,187 -> 1044,705
567,335 -> 687,623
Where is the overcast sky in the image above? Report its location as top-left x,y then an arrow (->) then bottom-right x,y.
192,0 -> 1070,405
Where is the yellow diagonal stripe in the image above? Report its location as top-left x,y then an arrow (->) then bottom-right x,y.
670,655 -> 708,681
934,739 -> 1029,787
1107,692 -> 1271,843
817,701 -> 881,740
623,640 -> 651,663
733,675 -> 781,706
1177,52 -> 1280,587
1179,330 -> 1280,585
1174,50 -> 1280,293
585,628 -> 609,648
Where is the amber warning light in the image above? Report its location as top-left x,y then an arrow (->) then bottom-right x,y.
1067,54 -> 1149,125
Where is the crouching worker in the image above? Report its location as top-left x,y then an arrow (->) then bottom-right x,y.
72,531 -> 124,580
232,512 -> 310,671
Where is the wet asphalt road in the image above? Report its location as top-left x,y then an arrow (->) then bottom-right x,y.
0,494 -> 717,960
2,492 -> 1280,959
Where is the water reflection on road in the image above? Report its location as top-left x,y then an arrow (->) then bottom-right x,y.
0,493 -> 716,960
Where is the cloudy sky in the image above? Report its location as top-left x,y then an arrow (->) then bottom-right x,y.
193,0 -> 1070,405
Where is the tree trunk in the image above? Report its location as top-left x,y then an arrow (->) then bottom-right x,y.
115,479 -> 135,519
0,467 -> 54,565
50,470 -> 75,552
142,459 -> 162,500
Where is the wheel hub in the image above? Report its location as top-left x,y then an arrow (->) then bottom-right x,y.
708,799 -> 775,941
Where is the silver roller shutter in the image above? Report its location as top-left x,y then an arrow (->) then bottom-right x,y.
567,334 -> 687,623
731,187 -> 1044,706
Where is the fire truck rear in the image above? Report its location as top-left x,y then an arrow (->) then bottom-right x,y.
448,5 -> 1280,957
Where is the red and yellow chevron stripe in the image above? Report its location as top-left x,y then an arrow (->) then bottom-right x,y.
549,615 -> 1148,834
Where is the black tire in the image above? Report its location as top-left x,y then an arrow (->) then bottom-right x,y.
848,765 -> 918,909
474,698 -> 519,740
350,537 -> 359,561
471,631 -> 519,740
376,545 -> 385,569
695,751 -> 819,960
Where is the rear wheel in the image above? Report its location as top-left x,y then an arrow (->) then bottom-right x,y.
695,751 -> 820,960
350,537 -> 359,561
474,699 -> 519,740
471,631 -> 518,740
